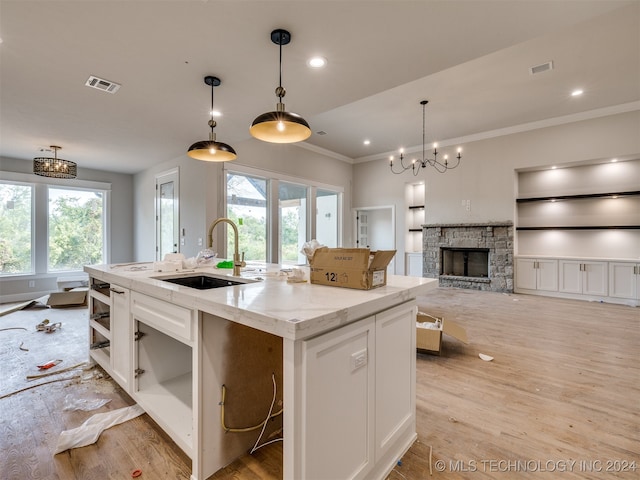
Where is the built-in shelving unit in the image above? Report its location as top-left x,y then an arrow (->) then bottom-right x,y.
405,182 -> 425,276
88,280 -> 111,369
516,190 -> 640,203
515,160 -> 640,304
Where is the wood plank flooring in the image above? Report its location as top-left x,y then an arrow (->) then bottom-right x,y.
0,288 -> 638,479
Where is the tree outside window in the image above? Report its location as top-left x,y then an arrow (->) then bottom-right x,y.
0,183 -> 33,274
48,187 -> 104,271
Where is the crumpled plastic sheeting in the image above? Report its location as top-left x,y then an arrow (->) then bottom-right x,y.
54,404 -> 144,454
63,393 -> 111,412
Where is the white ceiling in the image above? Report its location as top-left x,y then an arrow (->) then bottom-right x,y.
1,0 -> 639,174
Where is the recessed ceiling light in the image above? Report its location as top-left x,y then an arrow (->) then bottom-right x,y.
571,89 -> 584,97
307,56 -> 327,68
551,166 -> 557,169
363,139 -> 370,145
611,158 -> 618,163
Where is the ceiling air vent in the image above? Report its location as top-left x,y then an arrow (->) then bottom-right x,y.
529,61 -> 553,75
85,75 -> 121,94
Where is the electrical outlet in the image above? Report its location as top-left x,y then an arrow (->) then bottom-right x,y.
28,280 -> 35,288
350,349 -> 368,372
197,238 -> 203,247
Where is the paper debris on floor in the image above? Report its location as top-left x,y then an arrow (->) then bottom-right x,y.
54,404 -> 144,454
479,353 -> 494,361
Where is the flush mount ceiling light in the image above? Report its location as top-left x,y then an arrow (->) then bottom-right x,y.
187,76 -> 237,162
250,29 -> 311,144
390,100 -> 463,176
33,145 -> 77,179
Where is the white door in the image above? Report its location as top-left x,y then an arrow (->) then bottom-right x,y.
354,206 -> 396,273
156,168 -> 179,260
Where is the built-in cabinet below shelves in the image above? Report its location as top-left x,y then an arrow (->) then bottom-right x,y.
515,256 -> 639,306
608,262 -> 640,303
515,258 -> 558,292
405,252 -> 423,277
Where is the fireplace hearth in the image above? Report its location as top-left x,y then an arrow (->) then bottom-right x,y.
423,223 -> 513,292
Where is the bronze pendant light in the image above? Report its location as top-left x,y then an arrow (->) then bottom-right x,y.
188,76 -> 237,162
250,29 -> 311,144
33,145 -> 77,179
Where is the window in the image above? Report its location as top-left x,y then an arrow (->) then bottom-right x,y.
225,167 -> 342,264
48,187 -> 105,271
279,182 -> 308,265
0,173 -> 110,277
0,183 -> 33,275
226,172 -> 268,262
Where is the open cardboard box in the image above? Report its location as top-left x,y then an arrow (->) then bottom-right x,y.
416,311 -> 468,355
46,288 -> 88,308
309,247 -> 396,290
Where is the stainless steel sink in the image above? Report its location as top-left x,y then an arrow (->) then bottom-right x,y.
154,274 -> 256,290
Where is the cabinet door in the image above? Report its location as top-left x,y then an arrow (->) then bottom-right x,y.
559,261 -> 582,294
608,262 -> 638,299
536,259 -> 558,292
302,316 -> 375,480
406,253 -> 422,277
375,303 -> 415,462
110,284 -> 131,392
582,262 -> 607,296
515,258 -> 538,290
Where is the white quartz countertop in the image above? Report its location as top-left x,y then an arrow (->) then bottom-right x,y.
84,262 -> 437,341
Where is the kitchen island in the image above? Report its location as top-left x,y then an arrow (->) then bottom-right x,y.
84,262 -> 437,480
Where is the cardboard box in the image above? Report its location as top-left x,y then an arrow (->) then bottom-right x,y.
416,311 -> 468,355
46,288 -> 87,308
309,247 -> 396,290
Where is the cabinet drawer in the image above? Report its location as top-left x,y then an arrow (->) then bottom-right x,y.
131,292 -> 193,342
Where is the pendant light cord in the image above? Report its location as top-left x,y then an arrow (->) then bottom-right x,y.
422,102 -> 426,162
214,82 -> 215,133
278,31 -> 284,99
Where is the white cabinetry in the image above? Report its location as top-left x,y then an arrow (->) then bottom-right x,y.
515,258 -> 558,292
88,280 -> 131,392
559,260 -> 607,297
405,252 -> 423,277
110,284 -> 131,391
609,262 -> 640,305
131,292 -> 195,457
300,302 -> 416,480
515,162 -> 640,304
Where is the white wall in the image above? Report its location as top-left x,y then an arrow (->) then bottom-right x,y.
353,110 -> 640,273
134,137 -> 353,263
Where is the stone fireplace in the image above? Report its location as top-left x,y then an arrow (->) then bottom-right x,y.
422,223 -> 513,292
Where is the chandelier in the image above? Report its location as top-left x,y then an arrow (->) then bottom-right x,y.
389,100 -> 462,176
33,146 -> 77,179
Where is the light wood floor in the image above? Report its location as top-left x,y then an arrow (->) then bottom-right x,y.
0,288 -> 638,479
